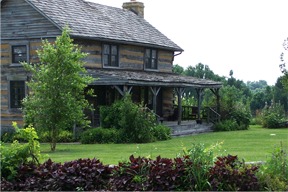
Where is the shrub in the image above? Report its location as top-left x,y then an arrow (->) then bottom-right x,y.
109,155 -> 188,191
215,103 -> 251,131
58,130 -> 74,142
1,158 -> 112,191
230,108 -> 251,130
182,143 -> 214,191
0,126 -> 16,143
100,95 -> 157,143
262,113 -> 282,128
261,103 -> 286,128
39,130 -> 74,143
147,156 -> 188,191
214,119 -> 239,131
0,122 -> 41,180
209,155 -> 260,191
100,104 -> 121,129
152,124 -> 171,141
109,155 -> 151,191
250,116 -> 262,125
2,143 -> 275,191
218,86 -> 252,127
257,143 -> 288,191
80,127 -> 119,144
118,96 -> 156,143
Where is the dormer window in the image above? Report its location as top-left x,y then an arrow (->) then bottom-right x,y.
12,45 -> 28,64
103,44 -> 119,67
145,48 -> 158,70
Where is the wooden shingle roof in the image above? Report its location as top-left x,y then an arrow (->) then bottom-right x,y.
25,0 -> 183,51
87,69 -> 222,88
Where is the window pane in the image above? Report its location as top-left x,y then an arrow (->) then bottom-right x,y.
103,44 -> 119,67
145,49 -> 151,58
12,45 -> 27,63
145,49 -> 157,69
103,55 -> 109,66
152,50 -> 157,58
10,81 -> 25,108
111,45 -> 117,55
151,59 -> 156,69
14,54 -> 27,63
13,46 -> 27,54
111,56 -> 117,66
145,58 -> 150,68
103,44 -> 110,54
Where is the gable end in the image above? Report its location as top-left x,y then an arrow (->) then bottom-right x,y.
1,0 -> 61,40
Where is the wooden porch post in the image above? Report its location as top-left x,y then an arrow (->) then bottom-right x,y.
114,85 -> 133,96
196,88 -> 204,123
149,87 -> 161,113
175,87 -> 185,125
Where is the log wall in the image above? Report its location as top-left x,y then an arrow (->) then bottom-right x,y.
1,0 -> 62,40
1,0 -> 175,129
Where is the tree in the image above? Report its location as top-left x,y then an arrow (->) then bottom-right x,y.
22,27 -> 94,151
279,38 -> 288,90
226,72 -> 252,104
274,76 -> 288,112
185,63 -> 211,79
172,64 -> 184,74
229,69 -> 233,77
185,63 -> 224,82
247,80 -> 268,92
183,63 -> 225,98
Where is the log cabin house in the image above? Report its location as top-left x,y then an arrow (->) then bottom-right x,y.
1,0 -> 222,130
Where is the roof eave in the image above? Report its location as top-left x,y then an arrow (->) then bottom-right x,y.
71,34 -> 184,52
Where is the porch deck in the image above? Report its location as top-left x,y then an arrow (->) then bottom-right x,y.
162,120 -> 214,137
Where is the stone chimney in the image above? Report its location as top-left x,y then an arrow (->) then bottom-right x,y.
122,0 -> 144,18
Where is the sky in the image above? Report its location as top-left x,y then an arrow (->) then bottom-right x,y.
89,0 -> 288,85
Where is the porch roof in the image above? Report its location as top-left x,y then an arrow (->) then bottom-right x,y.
87,69 -> 222,89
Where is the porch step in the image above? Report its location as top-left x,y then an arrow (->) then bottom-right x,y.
163,121 -> 214,136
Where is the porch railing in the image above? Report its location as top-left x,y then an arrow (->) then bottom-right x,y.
180,105 -> 198,120
91,105 -> 221,127
204,107 -> 220,124
172,105 -> 220,124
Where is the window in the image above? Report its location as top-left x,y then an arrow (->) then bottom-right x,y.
12,45 -> 28,64
103,44 -> 119,67
10,81 -> 25,108
145,48 -> 158,69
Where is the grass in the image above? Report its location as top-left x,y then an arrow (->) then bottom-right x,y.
40,125 -> 288,165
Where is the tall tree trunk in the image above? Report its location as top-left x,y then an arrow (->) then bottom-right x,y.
50,141 -> 56,152
50,126 -> 57,151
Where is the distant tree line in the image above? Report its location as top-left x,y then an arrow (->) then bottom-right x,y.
173,63 -> 288,116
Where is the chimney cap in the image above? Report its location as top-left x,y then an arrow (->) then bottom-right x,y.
122,0 -> 144,17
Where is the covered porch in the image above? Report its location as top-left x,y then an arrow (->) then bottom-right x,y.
86,68 -> 222,128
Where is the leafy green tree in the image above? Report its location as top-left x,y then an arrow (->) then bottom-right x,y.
274,76 -> 288,112
214,85 -> 251,130
172,64 -> 184,74
22,27 -> 94,151
225,72 -> 252,105
185,63 -> 216,80
250,91 -> 266,113
183,63 -> 224,99
279,38 -> 288,90
247,80 -> 268,92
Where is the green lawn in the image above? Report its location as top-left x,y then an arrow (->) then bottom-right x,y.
40,125 -> 288,165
